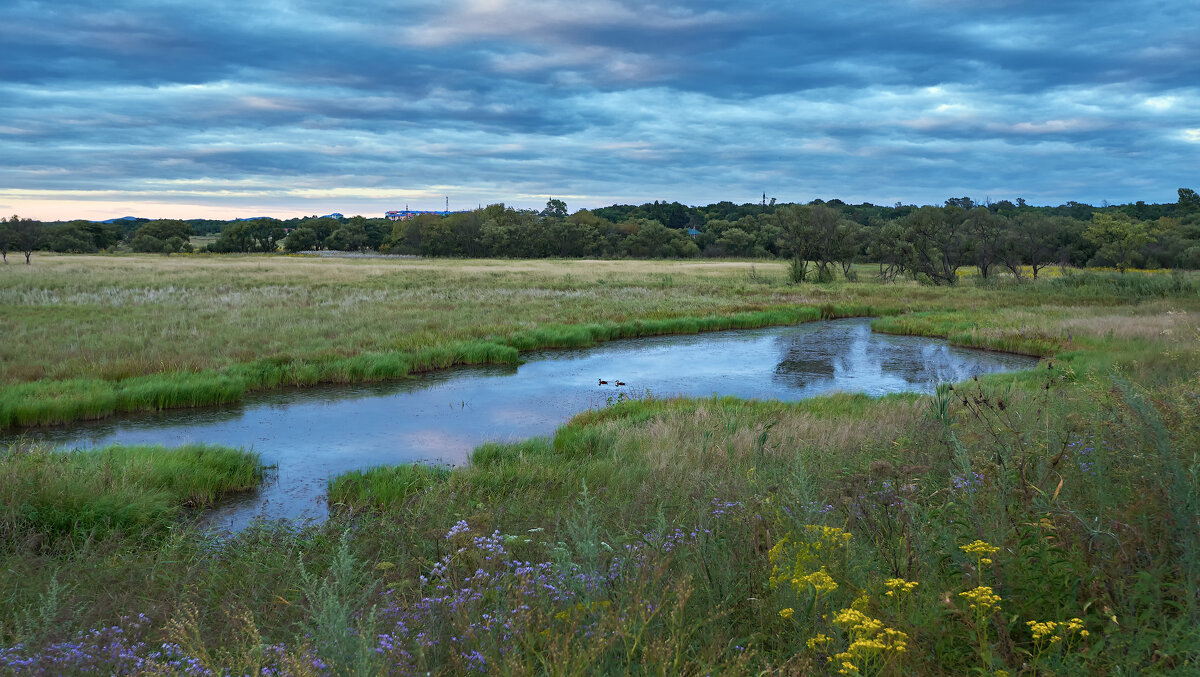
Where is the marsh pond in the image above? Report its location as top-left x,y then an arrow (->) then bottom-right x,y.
6,319 -> 1038,528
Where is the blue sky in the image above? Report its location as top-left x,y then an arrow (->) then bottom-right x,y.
2,0 -> 1197,220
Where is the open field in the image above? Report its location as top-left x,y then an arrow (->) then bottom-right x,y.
2,254 -> 1199,674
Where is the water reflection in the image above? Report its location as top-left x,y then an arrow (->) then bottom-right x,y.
3,319 -> 1037,529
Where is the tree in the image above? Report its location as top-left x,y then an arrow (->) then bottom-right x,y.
541,198 -> 568,219
998,212 -> 1055,279
0,216 -> 12,262
902,206 -> 970,284
1178,187 -> 1200,213
775,205 -> 817,282
621,219 -> 698,258
867,220 -> 912,283
246,218 -> 285,252
808,204 -> 841,281
833,219 -> 864,280
966,208 -> 1005,278
9,215 -> 45,264
45,222 -> 100,253
1084,212 -> 1153,273
130,233 -> 166,253
284,227 -> 320,253
131,220 -> 193,245
715,227 -> 757,257
207,222 -> 254,252
325,221 -> 369,251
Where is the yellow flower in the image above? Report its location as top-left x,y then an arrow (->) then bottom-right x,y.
1026,620 -> 1058,641
779,607 -> 794,620
884,578 -> 919,595
833,608 -> 884,638
799,567 -> 839,595
959,586 -> 1002,614
960,540 -> 1000,559
806,633 -> 831,649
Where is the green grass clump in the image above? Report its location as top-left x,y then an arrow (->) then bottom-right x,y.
1,443 -> 264,539
1048,270 -> 1199,298
0,378 -> 119,428
328,464 -> 451,509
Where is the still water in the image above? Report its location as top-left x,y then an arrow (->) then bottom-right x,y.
6,319 -> 1037,529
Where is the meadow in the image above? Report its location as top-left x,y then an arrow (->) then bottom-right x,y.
1,253 -> 1198,675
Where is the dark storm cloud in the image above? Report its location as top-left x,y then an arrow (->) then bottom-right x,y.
1,0 -> 1197,218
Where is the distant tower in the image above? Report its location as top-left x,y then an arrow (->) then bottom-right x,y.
445,196 -> 449,212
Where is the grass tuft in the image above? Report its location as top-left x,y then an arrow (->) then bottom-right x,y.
1,443 -> 264,540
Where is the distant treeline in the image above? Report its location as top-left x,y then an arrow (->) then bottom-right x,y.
4,189 -> 1199,281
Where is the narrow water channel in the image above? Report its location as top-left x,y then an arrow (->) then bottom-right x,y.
5,319 -> 1037,529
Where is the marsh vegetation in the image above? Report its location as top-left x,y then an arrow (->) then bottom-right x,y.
1,255 -> 1198,674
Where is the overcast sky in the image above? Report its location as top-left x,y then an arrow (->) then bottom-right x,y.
2,0 -> 1198,221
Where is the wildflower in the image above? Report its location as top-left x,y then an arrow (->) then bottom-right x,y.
960,540 -> 999,565
832,608 -> 884,638
883,578 -> 918,597
779,607 -> 794,620
799,568 -> 839,595
1026,620 -> 1058,641
959,586 -> 1002,614
806,633 -> 831,650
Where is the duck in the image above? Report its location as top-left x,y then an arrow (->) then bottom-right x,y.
598,379 -> 608,385
615,380 -> 626,387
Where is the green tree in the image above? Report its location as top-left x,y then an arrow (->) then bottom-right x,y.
326,221 -> 369,251
902,206 -> 970,284
246,218 -> 285,252
1177,187 -> 1200,213
541,198 -> 568,218
775,205 -> 816,282
966,208 -> 1005,278
45,222 -> 100,253
9,215 -> 45,264
833,219 -> 864,280
0,216 -> 14,262
622,219 -> 698,258
714,227 -> 757,257
998,212 -> 1056,279
808,204 -> 843,281
284,227 -> 320,253
866,220 -> 912,283
1084,212 -> 1153,273
130,233 -> 166,253
131,220 -> 193,245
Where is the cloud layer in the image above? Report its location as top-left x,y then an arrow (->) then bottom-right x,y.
2,0 -> 1198,219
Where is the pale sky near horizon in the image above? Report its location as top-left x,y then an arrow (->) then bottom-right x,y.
2,0 -> 1198,221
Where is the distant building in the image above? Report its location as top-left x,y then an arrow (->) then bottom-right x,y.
322,213 -> 344,219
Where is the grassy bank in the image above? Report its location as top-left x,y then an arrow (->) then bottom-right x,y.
4,254 -> 1192,431
1,443 -> 265,540
1,292 -> 890,430
2,256 -> 1198,674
